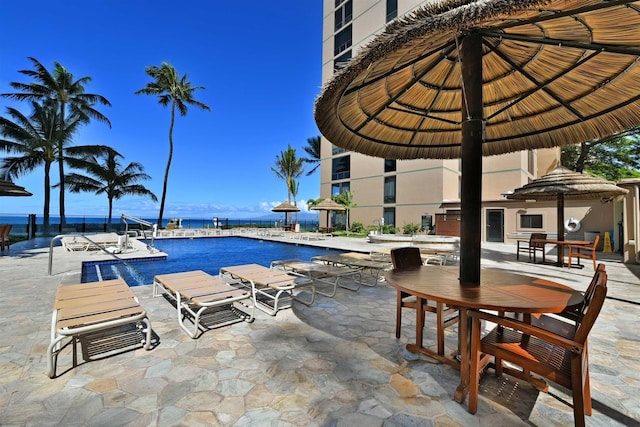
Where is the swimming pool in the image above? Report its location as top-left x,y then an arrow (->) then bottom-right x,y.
81,237 -> 345,286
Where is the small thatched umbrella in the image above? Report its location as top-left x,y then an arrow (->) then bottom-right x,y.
0,179 -> 32,197
314,0 -> 640,285
310,199 -> 345,231
507,166 -> 628,261
271,201 -> 300,227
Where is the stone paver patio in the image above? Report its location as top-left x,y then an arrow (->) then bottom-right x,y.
0,235 -> 638,426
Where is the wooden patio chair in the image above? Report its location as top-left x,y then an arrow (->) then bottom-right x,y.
568,234 -> 600,270
468,269 -> 608,427
516,232 -> 547,263
0,224 -> 12,250
391,247 -> 458,356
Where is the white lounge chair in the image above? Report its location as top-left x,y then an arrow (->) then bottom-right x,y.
153,270 -> 254,338
47,278 -> 152,378
270,259 -> 362,297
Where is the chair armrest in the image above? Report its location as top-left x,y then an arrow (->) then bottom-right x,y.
469,310 -> 584,354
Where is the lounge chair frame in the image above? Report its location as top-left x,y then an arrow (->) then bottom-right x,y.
220,264 -> 315,316
153,270 -> 255,338
47,279 -> 152,378
311,252 -> 391,286
270,259 -> 363,297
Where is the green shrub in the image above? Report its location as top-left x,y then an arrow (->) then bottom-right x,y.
402,222 -> 421,235
350,221 -> 364,233
382,224 -> 398,234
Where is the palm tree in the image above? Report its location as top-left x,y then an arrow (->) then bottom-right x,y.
2,57 -> 112,226
271,144 -> 305,203
0,100 -> 86,231
302,136 -> 321,176
289,177 -> 299,225
60,149 -> 157,225
334,190 -> 357,236
135,62 -> 211,229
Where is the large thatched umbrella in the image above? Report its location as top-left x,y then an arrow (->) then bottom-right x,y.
310,198 -> 345,231
506,165 -> 628,261
0,179 -> 32,197
271,201 -> 299,227
314,0 -> 640,285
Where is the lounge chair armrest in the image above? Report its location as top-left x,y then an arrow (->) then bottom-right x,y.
469,310 -> 584,354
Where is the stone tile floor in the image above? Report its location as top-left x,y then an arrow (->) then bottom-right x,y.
0,235 -> 639,426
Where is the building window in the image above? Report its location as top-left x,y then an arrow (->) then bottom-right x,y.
519,214 -> 543,229
386,0 -> 398,22
384,207 -> 396,228
334,25 -> 352,56
332,182 -> 350,196
334,50 -> 352,72
334,0 -> 352,31
335,0 -> 346,7
384,176 -> 396,203
332,155 -> 350,180
384,159 -> 396,173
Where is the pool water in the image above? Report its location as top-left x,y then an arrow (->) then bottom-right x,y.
81,236 -> 345,286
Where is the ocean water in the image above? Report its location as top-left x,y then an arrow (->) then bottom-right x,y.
81,236 -> 344,286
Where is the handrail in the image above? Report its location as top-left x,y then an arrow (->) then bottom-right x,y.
121,214 -> 157,251
48,233 -> 131,276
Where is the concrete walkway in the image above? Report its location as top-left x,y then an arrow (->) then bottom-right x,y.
0,234 -> 638,426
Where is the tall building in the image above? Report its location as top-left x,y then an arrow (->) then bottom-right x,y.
319,0 -> 565,242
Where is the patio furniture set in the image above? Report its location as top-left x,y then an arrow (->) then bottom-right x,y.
517,233 -> 601,269
386,246 -> 606,427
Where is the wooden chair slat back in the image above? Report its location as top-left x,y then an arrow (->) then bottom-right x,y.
391,247 -> 422,270
574,270 -> 608,344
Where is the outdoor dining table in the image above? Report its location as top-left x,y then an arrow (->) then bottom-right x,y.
533,239 -> 591,267
384,265 -> 584,403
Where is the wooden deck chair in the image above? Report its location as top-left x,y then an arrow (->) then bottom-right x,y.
0,224 -> 12,250
153,270 -> 255,338
568,235 -> 600,270
516,232 -> 547,263
468,269 -> 608,427
47,279 -> 152,378
391,247 -> 458,356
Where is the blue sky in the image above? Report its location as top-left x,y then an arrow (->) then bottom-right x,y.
0,1 -> 323,219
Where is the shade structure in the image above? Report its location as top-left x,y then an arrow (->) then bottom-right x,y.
314,0 -> 640,285
310,199 -> 346,230
271,201 -> 300,226
0,179 -> 32,197
506,165 -> 628,243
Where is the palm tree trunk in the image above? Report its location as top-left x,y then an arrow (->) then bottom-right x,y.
108,197 -> 113,226
157,104 -> 175,229
43,162 -> 51,232
58,148 -> 66,229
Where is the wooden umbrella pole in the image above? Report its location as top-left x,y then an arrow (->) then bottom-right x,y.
460,32 -> 484,286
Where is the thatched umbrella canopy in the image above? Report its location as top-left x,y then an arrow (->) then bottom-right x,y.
272,201 -> 300,226
310,199 -> 346,230
314,0 -> 640,285
0,179 -> 32,197
506,165 -> 628,243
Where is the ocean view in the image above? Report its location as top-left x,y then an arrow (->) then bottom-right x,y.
0,214 -> 320,237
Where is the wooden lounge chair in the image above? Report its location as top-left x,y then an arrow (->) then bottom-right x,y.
468,269 -> 608,427
220,264 -> 315,316
391,247 -> 458,356
568,235 -> 600,270
270,259 -> 362,297
47,279 -> 152,378
153,270 -> 255,338
0,224 -> 12,250
516,232 -> 547,263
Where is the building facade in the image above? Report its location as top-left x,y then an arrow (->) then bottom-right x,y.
319,0 -> 635,254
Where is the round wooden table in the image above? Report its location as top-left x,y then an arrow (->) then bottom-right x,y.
384,265 -> 584,402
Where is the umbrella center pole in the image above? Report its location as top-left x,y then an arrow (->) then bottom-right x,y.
460,33 -> 484,286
